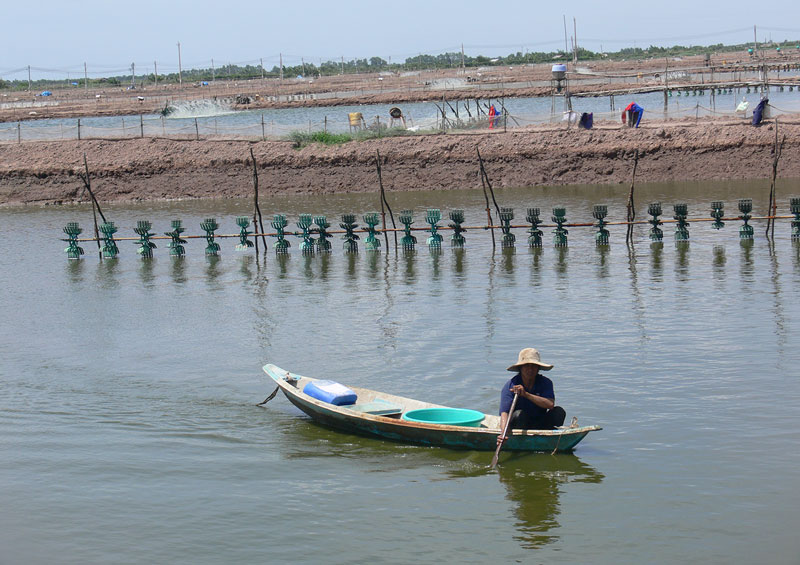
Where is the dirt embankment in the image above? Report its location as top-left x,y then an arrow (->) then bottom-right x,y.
1,118 -> 798,207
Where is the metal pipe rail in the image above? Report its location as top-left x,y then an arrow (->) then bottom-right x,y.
68,214 -> 795,243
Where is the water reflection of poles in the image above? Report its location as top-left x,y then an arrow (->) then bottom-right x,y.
485,252 -> 497,342
627,244 -> 647,343
766,240 -> 787,353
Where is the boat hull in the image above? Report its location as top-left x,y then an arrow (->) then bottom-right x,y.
263,364 -> 600,453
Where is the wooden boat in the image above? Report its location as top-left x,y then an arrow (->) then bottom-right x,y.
263,364 -> 601,452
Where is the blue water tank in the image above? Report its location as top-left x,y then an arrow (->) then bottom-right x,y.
552,64 -> 567,80
303,380 -> 357,406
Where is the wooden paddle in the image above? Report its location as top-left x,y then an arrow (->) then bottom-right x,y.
491,392 -> 519,469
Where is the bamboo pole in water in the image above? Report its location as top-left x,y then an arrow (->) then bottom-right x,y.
765,120 -> 785,239
476,147 -> 501,248
375,150 -> 398,251
625,149 -> 639,245
249,148 -> 267,252
77,154 -> 107,260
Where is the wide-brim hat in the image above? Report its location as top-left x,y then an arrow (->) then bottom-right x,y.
507,348 -> 553,372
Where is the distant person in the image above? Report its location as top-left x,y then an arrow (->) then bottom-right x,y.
497,348 -> 566,447
622,102 -> 643,128
752,98 -> 768,127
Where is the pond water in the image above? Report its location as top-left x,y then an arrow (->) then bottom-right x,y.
1,178 -> 799,563
3,86 -> 800,141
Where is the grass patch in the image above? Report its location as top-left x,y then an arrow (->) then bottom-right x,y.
289,131 -> 353,148
288,126 -> 440,148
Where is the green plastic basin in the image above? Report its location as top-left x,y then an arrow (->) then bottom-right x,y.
401,407 -> 486,427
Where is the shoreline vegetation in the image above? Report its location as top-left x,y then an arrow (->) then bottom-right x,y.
4,39 -> 799,92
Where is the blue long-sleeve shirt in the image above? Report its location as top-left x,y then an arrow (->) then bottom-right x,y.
499,373 -> 555,418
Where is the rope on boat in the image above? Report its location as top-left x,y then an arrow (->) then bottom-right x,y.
256,386 -> 279,406
551,416 -> 579,455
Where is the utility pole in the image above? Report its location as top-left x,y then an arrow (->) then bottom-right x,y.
177,41 -> 183,85
341,56 -> 344,75
573,17 -> 578,64
280,53 -> 283,80
131,62 -> 135,88
302,57 -> 306,77
27,65 -> 31,91
211,58 -> 215,82
461,43 -> 465,74
563,15 -> 569,56
84,62 -> 88,93
260,57 -> 264,80
154,61 -> 158,86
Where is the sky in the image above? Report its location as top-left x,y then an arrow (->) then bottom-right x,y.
2,0 -> 799,79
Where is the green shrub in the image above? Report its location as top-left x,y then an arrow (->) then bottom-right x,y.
289,131 -> 353,148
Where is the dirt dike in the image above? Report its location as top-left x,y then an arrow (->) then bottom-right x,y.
1,117 -> 797,207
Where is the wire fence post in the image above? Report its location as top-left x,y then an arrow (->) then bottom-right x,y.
17,122 -> 21,144
140,115 -> 144,138
195,118 -> 199,140
261,114 -> 265,141
77,118 -> 81,140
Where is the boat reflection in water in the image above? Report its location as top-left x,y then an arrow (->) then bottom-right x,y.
284,419 -> 602,549
449,454 -> 604,549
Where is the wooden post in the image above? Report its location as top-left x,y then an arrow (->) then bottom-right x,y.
626,149 -> 639,244
476,147 -> 497,248
250,148 -> 267,252
177,41 -> 182,85
375,150 -> 397,251
765,121 -> 785,239
194,118 -> 199,140
79,154 -> 107,261
140,115 -> 144,138
17,122 -> 21,144
573,17 -> 578,64
77,118 -> 81,140
261,114 -> 265,141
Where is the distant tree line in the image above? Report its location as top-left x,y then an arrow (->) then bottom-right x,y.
2,39 -> 798,92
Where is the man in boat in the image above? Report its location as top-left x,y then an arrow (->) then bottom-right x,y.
497,348 -> 566,446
